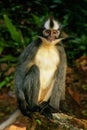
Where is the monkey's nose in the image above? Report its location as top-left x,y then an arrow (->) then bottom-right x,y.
48,36 -> 55,42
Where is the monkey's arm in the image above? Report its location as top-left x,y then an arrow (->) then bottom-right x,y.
18,38 -> 41,63
0,108 -> 21,130
14,38 -> 41,116
49,43 -> 67,112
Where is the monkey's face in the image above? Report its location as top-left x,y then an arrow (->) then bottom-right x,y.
42,18 -> 61,43
43,29 -> 60,42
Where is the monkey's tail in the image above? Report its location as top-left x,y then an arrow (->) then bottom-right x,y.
0,108 -> 21,130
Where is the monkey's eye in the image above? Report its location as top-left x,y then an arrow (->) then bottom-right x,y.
43,30 -> 50,36
52,30 -> 58,34
52,30 -> 60,37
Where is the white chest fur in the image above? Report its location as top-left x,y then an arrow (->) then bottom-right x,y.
35,45 -> 60,102
35,45 -> 60,88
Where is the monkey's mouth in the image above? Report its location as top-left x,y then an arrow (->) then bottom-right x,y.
48,37 -> 55,42
39,36 -> 64,45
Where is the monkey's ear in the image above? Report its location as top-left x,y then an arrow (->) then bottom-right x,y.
60,32 -> 69,39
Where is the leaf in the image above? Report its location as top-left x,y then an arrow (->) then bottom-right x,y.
53,0 -> 62,4
3,14 -> 24,44
67,87 -> 87,108
0,81 -> 6,89
82,110 -> 87,116
5,66 -> 15,76
67,87 -> 81,106
36,119 -> 42,125
0,55 -> 17,62
0,40 -> 7,54
0,47 -> 4,54
32,14 -> 42,27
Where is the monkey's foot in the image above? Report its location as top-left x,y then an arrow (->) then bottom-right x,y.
20,107 -> 32,118
41,107 -> 53,119
38,102 -> 53,119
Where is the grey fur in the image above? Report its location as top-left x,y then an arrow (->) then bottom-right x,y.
15,38 -> 67,116
49,43 -> 67,111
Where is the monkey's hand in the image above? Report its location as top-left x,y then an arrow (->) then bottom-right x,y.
18,100 -> 32,117
39,102 -> 53,119
18,100 -> 41,118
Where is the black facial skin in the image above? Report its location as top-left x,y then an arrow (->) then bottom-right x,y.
43,29 -> 61,42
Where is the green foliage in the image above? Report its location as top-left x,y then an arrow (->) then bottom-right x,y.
3,14 -> 26,49
0,40 -> 6,54
0,55 -> 17,63
82,110 -> 87,117
66,34 -> 87,65
36,119 -> 42,125
4,15 -> 23,43
0,15 -> 26,64
0,0 -> 87,88
0,75 -> 13,89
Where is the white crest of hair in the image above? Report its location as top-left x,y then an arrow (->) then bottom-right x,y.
53,19 -> 60,29
44,19 -> 59,30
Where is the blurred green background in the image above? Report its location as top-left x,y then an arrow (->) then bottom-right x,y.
0,0 -> 87,89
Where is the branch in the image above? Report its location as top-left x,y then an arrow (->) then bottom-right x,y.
0,109 -> 21,130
